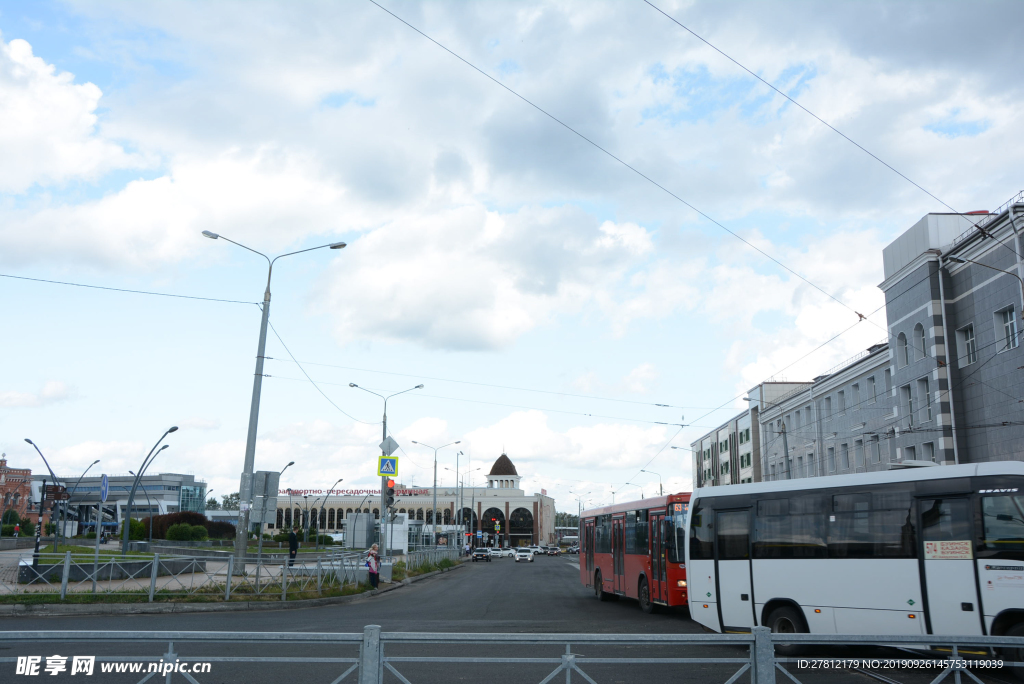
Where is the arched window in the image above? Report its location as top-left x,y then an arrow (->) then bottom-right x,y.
426,509 -> 433,524
416,508 -> 423,521
346,508 -> 353,518
328,509 -> 335,528
399,508 -> 406,514
914,323 -> 927,360
897,333 -> 909,367
373,508 -> 379,519
284,508 -> 292,526
276,509 -> 284,528
443,509 -> 451,524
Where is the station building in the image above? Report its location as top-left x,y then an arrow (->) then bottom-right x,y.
265,453 -> 557,546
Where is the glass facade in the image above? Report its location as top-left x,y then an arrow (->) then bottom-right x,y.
179,485 -> 207,514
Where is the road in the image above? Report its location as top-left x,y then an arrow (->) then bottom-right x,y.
2,555 -> 1016,684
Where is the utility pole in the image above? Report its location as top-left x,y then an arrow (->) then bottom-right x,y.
781,422 -> 790,480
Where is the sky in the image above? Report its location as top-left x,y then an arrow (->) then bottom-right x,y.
2,0 -> 1023,513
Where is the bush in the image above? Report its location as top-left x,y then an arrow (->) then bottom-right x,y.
316,534 -> 334,546
1,525 -> 14,536
148,511 -> 208,540
84,531 -> 96,539
189,524 -> 208,541
166,523 -> 193,541
128,518 -> 146,540
45,522 -> 56,535
272,532 -> 290,543
2,510 -> 19,525
19,521 -> 34,536
205,521 -> 236,540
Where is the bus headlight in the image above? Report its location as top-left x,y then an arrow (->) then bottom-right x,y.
677,580 -> 687,587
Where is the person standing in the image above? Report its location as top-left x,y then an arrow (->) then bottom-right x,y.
288,525 -> 299,566
13,523 -> 19,538
367,543 -> 380,589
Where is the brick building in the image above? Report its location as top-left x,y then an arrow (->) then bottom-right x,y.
0,454 -> 32,523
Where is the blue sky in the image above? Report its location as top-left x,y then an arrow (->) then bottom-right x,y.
2,0 -> 1023,511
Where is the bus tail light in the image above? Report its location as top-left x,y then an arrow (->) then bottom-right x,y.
814,609 -> 821,613
677,580 -> 686,587
908,614 -> 916,619
702,604 -> 709,609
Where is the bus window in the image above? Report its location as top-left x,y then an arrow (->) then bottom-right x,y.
982,495 -> 1024,556
689,505 -> 714,560
635,510 -> 649,554
595,515 -> 612,554
921,499 -> 971,541
829,493 -> 915,558
716,511 -> 750,560
753,496 -> 827,559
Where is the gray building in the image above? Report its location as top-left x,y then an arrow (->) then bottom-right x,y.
688,191 -> 1024,487
31,472 -> 207,532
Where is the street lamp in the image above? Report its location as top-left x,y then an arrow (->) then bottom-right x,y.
317,477 -> 343,549
625,482 -> 644,499
349,382 -> 423,555
945,255 -> 1024,319
128,469 -> 155,543
24,439 -> 63,551
302,495 -> 310,542
641,469 -> 663,496
256,462 -> 293,564
122,427 -> 176,555
411,440 -> 461,547
203,230 -> 346,566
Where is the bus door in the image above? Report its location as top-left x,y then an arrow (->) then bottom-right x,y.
584,519 -> 595,586
919,498 -> 984,635
613,516 -> 625,594
650,511 -> 667,603
715,509 -> 756,631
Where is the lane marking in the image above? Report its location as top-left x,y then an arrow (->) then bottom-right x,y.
567,562 -> 580,570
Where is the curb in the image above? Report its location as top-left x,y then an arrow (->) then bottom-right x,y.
0,562 -> 465,618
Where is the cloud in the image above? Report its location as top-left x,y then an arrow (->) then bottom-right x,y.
176,418 -> 221,431
0,35 -> 140,193
0,381 -> 72,408
622,363 -> 658,394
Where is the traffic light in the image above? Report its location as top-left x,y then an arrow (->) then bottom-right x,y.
386,479 -> 395,507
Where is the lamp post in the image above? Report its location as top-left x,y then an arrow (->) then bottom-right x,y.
349,383 -> 423,555
411,440 -> 461,548
62,459 -> 100,543
127,470 -> 154,543
203,230 -> 346,567
318,477 -> 343,550
302,495 -> 310,542
641,469 -> 663,496
24,439 -> 63,550
122,427 -> 176,555
945,255 -> 1024,319
625,482 -> 644,499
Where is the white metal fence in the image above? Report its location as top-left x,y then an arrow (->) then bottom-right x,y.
0,627 -> 1019,684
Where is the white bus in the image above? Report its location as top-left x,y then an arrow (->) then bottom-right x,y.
686,461 -> 1024,643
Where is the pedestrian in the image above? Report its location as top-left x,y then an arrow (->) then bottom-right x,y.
366,543 -> 380,589
13,523 -> 19,538
288,525 -> 299,566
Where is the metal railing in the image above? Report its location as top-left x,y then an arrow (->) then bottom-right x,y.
0,548 -> 456,602
951,188 -> 1024,248
0,627 -> 1020,684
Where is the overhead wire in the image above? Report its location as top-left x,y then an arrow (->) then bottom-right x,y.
0,272 -> 257,305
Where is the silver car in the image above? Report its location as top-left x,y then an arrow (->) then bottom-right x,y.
514,549 -> 533,563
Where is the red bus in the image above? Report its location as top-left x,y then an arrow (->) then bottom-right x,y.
579,492 -> 691,612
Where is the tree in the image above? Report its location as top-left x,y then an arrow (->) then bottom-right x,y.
205,497 -> 221,510
221,492 -> 240,510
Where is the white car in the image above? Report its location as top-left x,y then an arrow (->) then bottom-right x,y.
526,546 -> 543,556
514,549 -> 534,563
487,548 -> 504,558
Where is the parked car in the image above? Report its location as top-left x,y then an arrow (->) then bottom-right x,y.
514,548 -> 534,563
472,548 -> 491,562
487,548 -> 504,558
526,546 -> 543,556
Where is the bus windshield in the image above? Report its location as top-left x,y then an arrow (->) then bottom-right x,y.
665,502 -> 688,563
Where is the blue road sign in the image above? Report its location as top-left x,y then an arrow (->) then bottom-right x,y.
476,530 -> 482,537
100,474 -> 109,503
377,457 -> 398,477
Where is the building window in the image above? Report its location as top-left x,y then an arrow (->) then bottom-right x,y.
917,377 -> 932,423
900,384 -> 914,427
838,390 -> 846,413
854,440 -> 864,470
806,453 -> 815,477
827,447 -> 836,472
824,397 -> 832,419
923,442 -> 935,463
796,456 -> 803,478
867,376 -> 876,403
905,445 -> 916,461
999,308 -> 1020,351
897,333 -> 909,368
885,368 -> 892,392
840,443 -> 849,470
958,325 -> 977,365
851,383 -> 860,408
913,323 -> 927,360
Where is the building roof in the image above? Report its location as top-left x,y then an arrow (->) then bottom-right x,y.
488,454 -> 519,476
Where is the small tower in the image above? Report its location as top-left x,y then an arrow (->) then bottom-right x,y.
487,453 -> 521,490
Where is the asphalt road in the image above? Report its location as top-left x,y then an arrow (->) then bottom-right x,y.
1,555 -> 1017,684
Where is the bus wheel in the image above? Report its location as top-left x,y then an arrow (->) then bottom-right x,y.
638,577 -> 654,614
595,571 -> 610,602
1006,623 -> 1024,681
766,605 -> 808,656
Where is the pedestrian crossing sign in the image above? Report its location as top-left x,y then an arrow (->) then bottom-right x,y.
378,456 -> 398,477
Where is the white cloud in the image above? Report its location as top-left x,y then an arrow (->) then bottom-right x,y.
0,35 -> 139,193
622,363 -> 658,394
0,381 -> 72,408
176,418 -> 221,431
